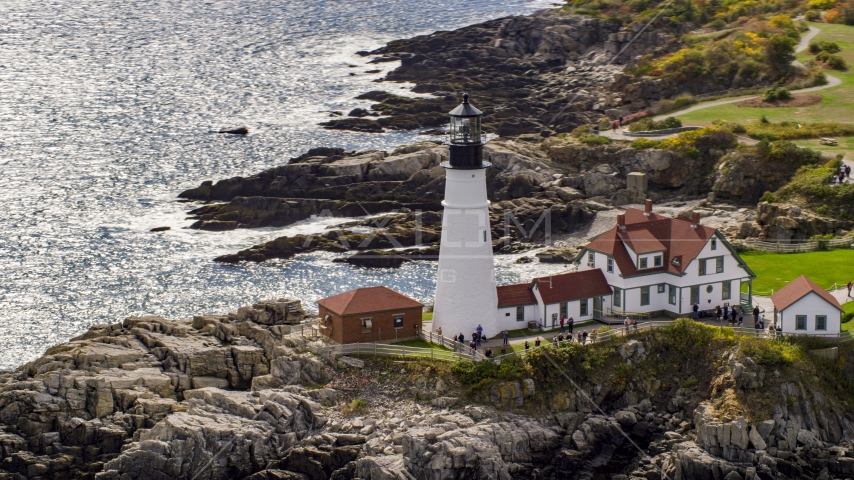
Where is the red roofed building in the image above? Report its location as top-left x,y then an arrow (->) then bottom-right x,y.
496,282 -> 539,329
317,286 -> 424,344
494,270 -> 613,330
771,276 -> 843,334
576,202 -> 756,317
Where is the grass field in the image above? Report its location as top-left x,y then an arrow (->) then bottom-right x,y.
740,249 -> 854,293
394,339 -> 451,351
675,23 -> 854,127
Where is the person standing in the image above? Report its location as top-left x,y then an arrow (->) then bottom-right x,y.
753,305 -> 760,323
568,316 -> 575,335
503,329 -> 509,346
475,331 -> 482,348
715,305 -> 722,322
559,316 -> 565,333
458,333 -> 465,345
847,280 -> 852,297
476,323 -> 483,339
693,303 -> 699,320
582,330 -> 589,344
436,327 -> 443,346
525,340 -> 530,350
619,116 -> 624,127
535,337 -> 541,347
624,316 -> 631,335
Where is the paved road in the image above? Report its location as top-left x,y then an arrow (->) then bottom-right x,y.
650,26 -> 841,122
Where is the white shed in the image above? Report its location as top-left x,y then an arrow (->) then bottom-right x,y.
770,276 -> 843,335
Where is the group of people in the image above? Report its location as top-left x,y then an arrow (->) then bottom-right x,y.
712,303 -> 744,326
449,325 -> 514,355
552,329 -> 594,345
559,315 -> 575,334
836,164 -> 852,184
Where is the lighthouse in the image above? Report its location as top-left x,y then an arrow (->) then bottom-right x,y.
432,94 -> 500,339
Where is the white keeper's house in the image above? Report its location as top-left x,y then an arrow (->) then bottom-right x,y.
575,201 -> 757,318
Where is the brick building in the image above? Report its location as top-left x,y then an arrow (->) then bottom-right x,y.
316,286 -> 424,344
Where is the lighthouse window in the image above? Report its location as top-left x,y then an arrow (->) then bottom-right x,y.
483,231 -> 487,242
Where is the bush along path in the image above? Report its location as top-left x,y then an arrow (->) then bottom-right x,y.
651,26 -> 842,123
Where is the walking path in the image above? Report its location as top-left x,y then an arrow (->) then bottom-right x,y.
651,26 -> 841,122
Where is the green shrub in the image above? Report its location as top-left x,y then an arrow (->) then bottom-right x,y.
712,120 -> 747,134
826,54 -> 848,70
745,121 -> 854,141
571,123 -> 596,138
843,311 -> 854,323
759,191 -> 779,203
763,87 -> 793,102
808,0 -> 837,10
760,115 -> 770,124
710,18 -> 726,30
658,116 -> 683,129
627,116 -> 682,132
579,134 -> 613,145
631,138 -> 662,149
805,9 -> 822,21
811,40 -> 841,54
816,205 -> 829,215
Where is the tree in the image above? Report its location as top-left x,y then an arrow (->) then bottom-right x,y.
764,34 -> 797,72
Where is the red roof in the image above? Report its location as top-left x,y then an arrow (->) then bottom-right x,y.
532,269 -> 613,305
317,286 -> 424,316
770,276 -> 844,312
585,208 -> 716,277
497,283 -> 537,307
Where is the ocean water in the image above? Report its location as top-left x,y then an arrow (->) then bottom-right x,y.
0,0 -> 563,371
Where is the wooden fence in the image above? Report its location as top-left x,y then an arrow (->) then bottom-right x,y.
733,238 -> 853,253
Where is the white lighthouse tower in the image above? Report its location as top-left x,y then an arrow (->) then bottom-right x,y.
432,94 -> 500,339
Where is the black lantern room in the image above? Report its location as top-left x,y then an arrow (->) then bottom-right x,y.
447,93 -> 487,169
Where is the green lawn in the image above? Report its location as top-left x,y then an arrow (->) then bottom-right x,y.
841,301 -> 854,331
675,23 -> 854,127
741,249 -> 854,294
422,311 -> 433,321
394,339 -> 451,351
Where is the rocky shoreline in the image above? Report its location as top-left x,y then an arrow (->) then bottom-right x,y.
3,300 -> 854,479
320,10 -> 683,137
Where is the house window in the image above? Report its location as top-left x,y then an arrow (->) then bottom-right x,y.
699,259 -> 706,276
580,299 -> 588,316
639,257 -> 648,269
716,257 -> 724,273
607,257 -> 613,273
657,284 -> 665,294
816,315 -> 827,331
711,238 -> 717,250
796,315 -> 807,331
505,312 -> 510,316
560,302 -> 567,319
361,318 -> 372,333
587,252 -> 595,268
552,313 -> 558,327
393,315 -> 404,329
690,286 -> 700,305
654,255 -> 662,267
516,306 -> 524,322
722,281 -> 731,300
668,285 -> 677,305
640,286 -> 650,306
613,287 -> 622,308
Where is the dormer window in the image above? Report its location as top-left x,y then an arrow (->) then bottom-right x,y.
711,237 -> 717,250
654,255 -> 662,267
671,257 -> 681,267
639,257 -> 648,269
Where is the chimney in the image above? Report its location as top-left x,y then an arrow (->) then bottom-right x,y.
644,199 -> 653,216
617,214 -> 626,231
691,211 -> 701,228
